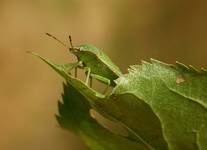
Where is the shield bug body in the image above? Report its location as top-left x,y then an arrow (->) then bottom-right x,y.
70,43 -> 122,86
46,33 -> 122,89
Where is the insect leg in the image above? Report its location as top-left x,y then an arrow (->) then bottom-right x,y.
85,67 -> 91,85
103,80 -> 110,94
89,74 -> 111,94
75,61 -> 84,78
89,77 -> 93,88
74,67 -> 77,78
61,62 -> 79,76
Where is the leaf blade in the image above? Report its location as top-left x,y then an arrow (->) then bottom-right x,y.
114,60 -> 207,149
57,83 -> 148,150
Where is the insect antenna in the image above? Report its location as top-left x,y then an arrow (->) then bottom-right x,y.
45,33 -> 69,49
68,35 -> 74,48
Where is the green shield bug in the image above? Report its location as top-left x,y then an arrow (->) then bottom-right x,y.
46,33 -> 122,91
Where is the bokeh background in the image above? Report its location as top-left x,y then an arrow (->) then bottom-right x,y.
1,0 -> 207,150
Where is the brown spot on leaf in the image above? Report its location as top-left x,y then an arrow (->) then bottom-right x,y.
176,75 -> 185,84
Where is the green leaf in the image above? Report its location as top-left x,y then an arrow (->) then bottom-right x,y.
93,93 -> 169,150
57,83 -> 148,150
28,51 -> 104,100
30,51 -> 207,149
59,62 -> 80,72
29,51 -> 167,150
112,59 -> 207,149
28,51 -> 77,80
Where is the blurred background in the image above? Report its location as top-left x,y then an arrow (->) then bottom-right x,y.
1,0 -> 207,149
